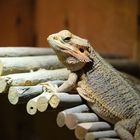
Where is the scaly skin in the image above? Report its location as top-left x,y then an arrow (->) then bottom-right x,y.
47,30 -> 140,140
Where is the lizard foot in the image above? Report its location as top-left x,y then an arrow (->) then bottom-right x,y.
57,72 -> 78,92
114,118 -> 137,140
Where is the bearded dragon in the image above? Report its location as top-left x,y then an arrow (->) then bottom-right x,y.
47,30 -> 140,140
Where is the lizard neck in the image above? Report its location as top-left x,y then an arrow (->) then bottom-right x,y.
83,50 -> 105,74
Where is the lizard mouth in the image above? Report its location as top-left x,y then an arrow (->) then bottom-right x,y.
47,35 -> 91,63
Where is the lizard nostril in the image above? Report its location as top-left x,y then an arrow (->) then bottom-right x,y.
79,48 -> 84,53
53,36 -> 58,40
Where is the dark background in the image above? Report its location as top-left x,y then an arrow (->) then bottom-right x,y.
0,0 -> 139,140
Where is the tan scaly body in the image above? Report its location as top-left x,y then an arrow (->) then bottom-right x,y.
47,30 -> 140,140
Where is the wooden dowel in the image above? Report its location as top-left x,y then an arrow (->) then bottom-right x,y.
65,113 -> 99,130
107,59 -> 138,70
99,138 -> 120,140
8,85 -> 43,105
46,80 -> 65,86
26,96 -> 39,115
57,104 -> 90,127
107,59 -> 140,75
0,78 -> 8,93
0,68 -> 70,94
49,93 -> 83,109
0,61 -> 3,75
8,80 -> 65,105
75,122 -> 112,140
37,92 -> 53,112
0,55 -> 64,75
85,131 -> 118,140
26,92 -> 50,115
0,47 -> 55,57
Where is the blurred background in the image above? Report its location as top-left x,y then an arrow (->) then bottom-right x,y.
0,0 -> 139,140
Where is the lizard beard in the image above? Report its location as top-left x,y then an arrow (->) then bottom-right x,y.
64,57 -> 86,71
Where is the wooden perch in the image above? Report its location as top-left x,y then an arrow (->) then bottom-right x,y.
57,104 -> 90,127
0,68 -> 70,94
85,130 -> 118,140
65,113 -> 99,130
26,92 -> 50,115
26,95 -> 39,115
8,85 -> 43,105
0,47 -> 55,57
75,122 -> 112,140
0,55 -> 64,75
99,138 -> 120,140
49,93 -> 83,109
8,80 -> 65,105
37,92 -> 54,112
107,59 -> 138,70
107,59 -> 140,75
48,80 -> 65,86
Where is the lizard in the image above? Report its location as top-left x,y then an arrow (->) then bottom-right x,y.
47,30 -> 140,140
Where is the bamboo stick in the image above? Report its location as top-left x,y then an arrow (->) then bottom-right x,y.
85,131 -> 118,140
57,104 -> 90,127
0,68 -> 70,94
75,122 -> 112,140
0,47 -> 55,57
65,113 -> 99,130
0,55 -> 64,75
49,93 -> 83,109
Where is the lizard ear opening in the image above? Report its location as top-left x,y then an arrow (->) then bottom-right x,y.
79,48 -> 85,53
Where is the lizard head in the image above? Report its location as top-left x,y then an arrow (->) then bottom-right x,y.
47,30 -> 93,71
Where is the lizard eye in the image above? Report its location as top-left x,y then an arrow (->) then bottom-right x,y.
79,48 -> 84,53
64,37 -> 71,42
60,30 -> 72,42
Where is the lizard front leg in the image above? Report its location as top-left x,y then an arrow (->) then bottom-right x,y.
57,72 -> 78,92
114,117 -> 137,140
134,121 -> 140,140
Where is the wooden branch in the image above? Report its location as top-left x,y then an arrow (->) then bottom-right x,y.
36,92 -> 54,112
8,80 -> 65,105
1,54 -> 138,78
85,131 -> 118,140
26,95 -> 39,115
0,47 -> 55,57
107,59 -> 138,69
0,55 -> 64,75
75,122 -> 112,140
49,93 -> 83,109
57,104 -> 90,127
47,80 -> 65,86
0,68 -> 70,94
107,59 -> 140,75
99,138 -> 120,140
0,78 -> 8,94
26,92 -> 50,115
8,85 -> 43,105
65,113 -> 99,130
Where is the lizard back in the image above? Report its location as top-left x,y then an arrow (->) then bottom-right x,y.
78,51 -> 140,124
